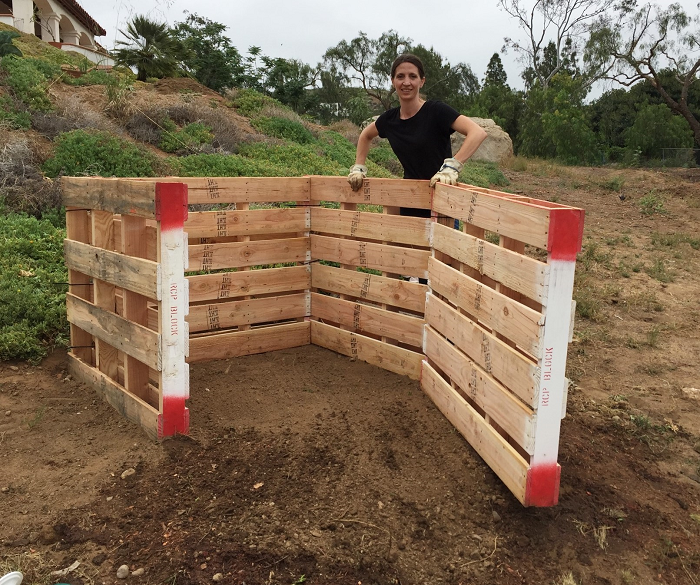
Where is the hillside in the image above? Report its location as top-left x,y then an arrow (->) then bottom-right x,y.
1,32 -> 700,585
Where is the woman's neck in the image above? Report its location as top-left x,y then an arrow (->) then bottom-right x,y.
399,97 -> 425,119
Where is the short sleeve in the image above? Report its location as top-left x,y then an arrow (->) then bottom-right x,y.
375,111 -> 390,138
432,101 -> 460,133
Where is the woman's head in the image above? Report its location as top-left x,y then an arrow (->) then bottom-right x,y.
390,54 -> 425,79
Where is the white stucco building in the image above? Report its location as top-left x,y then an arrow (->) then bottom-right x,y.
0,0 -> 113,65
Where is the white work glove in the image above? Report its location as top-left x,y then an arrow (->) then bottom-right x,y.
430,157 -> 464,187
347,164 -> 367,191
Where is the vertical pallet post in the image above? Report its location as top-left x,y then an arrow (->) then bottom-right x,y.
525,208 -> 584,506
156,182 -> 190,438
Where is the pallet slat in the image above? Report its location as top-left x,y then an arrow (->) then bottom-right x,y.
311,320 -> 422,379
154,177 -> 310,204
425,294 -> 538,406
311,234 -> 429,279
188,293 -> 309,332
189,237 -> 309,271
188,265 -> 311,303
64,239 -> 161,300
421,361 -> 529,503
66,293 -> 161,371
185,207 -> 309,238
310,176 -> 431,208
68,354 -> 159,439
432,184 -> 551,249
62,177 -> 157,218
188,321 -> 310,363
429,257 -> 542,357
312,264 -> 425,313
311,207 -> 430,247
432,222 -> 547,304
311,293 -> 424,347
424,326 -> 535,453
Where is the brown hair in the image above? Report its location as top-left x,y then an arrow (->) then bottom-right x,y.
390,54 -> 425,79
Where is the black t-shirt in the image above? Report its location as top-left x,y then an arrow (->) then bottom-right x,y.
375,100 -> 460,180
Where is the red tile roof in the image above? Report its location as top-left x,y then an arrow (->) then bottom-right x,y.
56,0 -> 106,36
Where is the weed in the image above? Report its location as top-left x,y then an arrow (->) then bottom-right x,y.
104,74 -> 134,118
460,160 -> 509,188
645,258 -> 675,283
0,551 -> 56,585
574,280 -> 603,321
27,405 -> 47,429
251,116 -> 314,144
617,261 -> 631,278
606,234 -> 634,247
601,176 -> 625,192
291,576 -> 306,585
484,231 -> 500,245
227,87 -> 279,117
578,240 -> 612,270
651,231 -> 700,250
626,290 -> 664,312
501,155 -> 528,172
639,191 -> 667,215
0,55 -> 54,111
630,414 -> 651,430
556,572 -> 578,585
620,569 -> 635,584
593,525 -> 611,550
646,325 -> 661,348
159,118 -> 214,154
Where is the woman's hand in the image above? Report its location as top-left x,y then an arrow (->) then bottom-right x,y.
430,158 -> 463,187
347,164 -> 368,191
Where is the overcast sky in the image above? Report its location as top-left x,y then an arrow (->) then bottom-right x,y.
81,0 -> 700,92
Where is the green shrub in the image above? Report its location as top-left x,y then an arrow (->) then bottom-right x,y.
158,119 -> 214,153
0,55 -> 54,111
0,95 -> 31,128
42,129 -> 157,177
0,213 -> 68,362
64,68 -> 114,86
238,142 -> 347,176
251,116 -> 314,144
167,153 -> 273,177
229,88 -> 279,117
626,104 -> 694,159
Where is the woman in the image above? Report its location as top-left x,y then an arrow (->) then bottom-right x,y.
347,53 -> 487,218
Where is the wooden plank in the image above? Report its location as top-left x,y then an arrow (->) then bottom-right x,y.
310,176 -> 431,208
311,234 -> 429,279
421,361 -> 529,504
121,215 -> 154,406
65,208 -> 93,364
188,265 -> 311,303
312,264 -> 425,313
189,237 -> 309,271
91,210 -> 119,382
62,177 -> 157,218
311,207 -> 430,247
432,222 -> 547,304
428,257 -> 542,357
188,321 -> 310,363
185,207 -> 308,239
66,293 -> 161,371
424,326 -> 535,453
310,320 -> 422,379
188,293 -> 309,333
68,354 -> 159,439
425,294 -> 538,406
152,176 -> 311,204
432,183 -> 551,249
64,239 -> 161,300
311,293 -> 424,347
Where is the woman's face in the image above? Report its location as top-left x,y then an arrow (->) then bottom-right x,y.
392,62 -> 425,101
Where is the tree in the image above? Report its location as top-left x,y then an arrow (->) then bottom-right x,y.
586,2 -> 700,147
498,0 -> 607,89
260,57 -> 320,114
114,15 -> 186,81
478,53 -> 523,141
626,103 -> 694,158
411,44 -> 480,110
172,13 -> 243,92
0,31 -> 22,58
323,30 -> 411,110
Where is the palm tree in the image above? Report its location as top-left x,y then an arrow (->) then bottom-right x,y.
114,15 -> 186,81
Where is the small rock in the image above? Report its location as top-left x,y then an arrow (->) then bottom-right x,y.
9,366 -> 19,371
397,539 -> 407,550
92,553 -> 107,565
116,565 -> 130,579
106,496 -> 114,501
516,535 -> 530,547
121,468 -> 136,480
492,511 -> 501,522
612,415 -> 620,422
212,573 -> 223,582
28,532 -> 39,544
1,487 -> 8,493
386,549 -> 399,563
4,411 -> 10,417
694,441 -> 700,455
132,568 -> 145,577
39,524 -> 59,544
200,563 -> 207,570
310,529 -> 322,538
682,387 -> 700,400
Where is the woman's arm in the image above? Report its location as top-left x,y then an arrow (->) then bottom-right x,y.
354,122 -> 380,165
348,122 -> 380,191
451,115 -> 488,164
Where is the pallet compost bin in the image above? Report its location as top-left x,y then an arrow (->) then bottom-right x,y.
62,175 -> 584,507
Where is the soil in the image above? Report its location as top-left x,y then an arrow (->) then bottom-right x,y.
2,168 -> 700,583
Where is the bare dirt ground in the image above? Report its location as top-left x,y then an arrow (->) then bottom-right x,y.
2,165 -> 700,585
